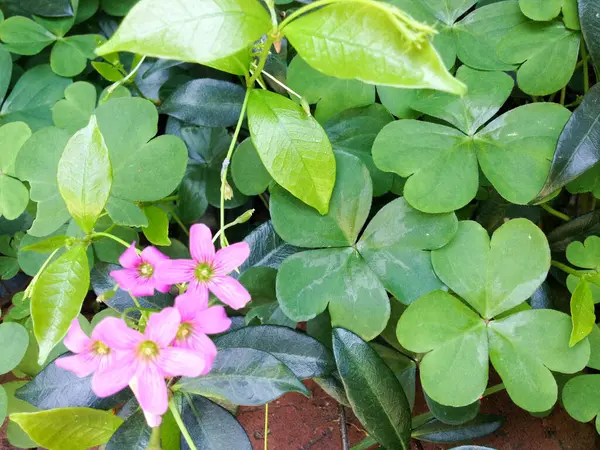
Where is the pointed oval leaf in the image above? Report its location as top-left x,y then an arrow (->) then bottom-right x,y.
57,115 -> 112,233
10,407 -> 123,450
411,415 -> 504,443
580,0 -> 600,70
141,205 -> 170,246
31,244 -> 90,365
569,279 -> 596,347
214,325 -> 335,379
105,407 -> 150,450
248,89 -> 336,215
283,3 -> 465,94
96,0 -> 270,72
270,151 -> 370,248
174,347 -> 309,405
333,328 -> 411,450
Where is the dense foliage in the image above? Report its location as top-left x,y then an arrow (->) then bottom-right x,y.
0,0 -> 599,449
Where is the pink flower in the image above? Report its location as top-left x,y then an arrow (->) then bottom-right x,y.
156,224 -> 251,309
110,243 -> 171,297
55,318 -> 135,397
172,293 -> 231,374
88,309 -> 207,427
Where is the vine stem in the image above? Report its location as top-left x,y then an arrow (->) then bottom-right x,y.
169,399 -> 198,450
164,204 -> 189,236
101,56 -> 146,103
582,38 -> 590,94
559,86 -> 566,105
247,37 -> 274,88
90,231 -> 133,249
483,383 -> 505,397
339,404 -> 349,450
540,203 -> 571,221
147,425 -> 161,450
219,89 -> 251,247
253,64 -> 304,100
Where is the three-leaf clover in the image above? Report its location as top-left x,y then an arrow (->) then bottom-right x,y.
566,236 -> 600,302
397,219 -> 590,412
274,151 -> 457,340
0,14 -> 103,77
373,65 -> 571,213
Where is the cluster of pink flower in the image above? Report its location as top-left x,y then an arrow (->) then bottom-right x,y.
56,224 -> 251,427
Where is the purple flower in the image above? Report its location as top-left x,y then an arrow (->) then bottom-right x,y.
156,224 -> 251,309
110,243 -> 171,297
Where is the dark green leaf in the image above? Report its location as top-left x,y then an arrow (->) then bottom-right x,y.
105,408 -> 150,450
160,79 -> 245,127
424,392 -> 480,426
179,393 -> 252,450
536,83 -> 600,200
214,325 -> 335,379
175,347 -> 309,405
547,210 -> 600,252
333,328 -> 411,450
412,415 -> 505,443
579,0 -> 600,71
4,0 -> 74,17
231,138 -> 272,196
16,358 -> 132,410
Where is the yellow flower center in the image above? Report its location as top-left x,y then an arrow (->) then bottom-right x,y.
194,263 -> 213,282
176,322 -> 194,341
92,341 -> 110,356
138,340 -> 160,359
138,262 -> 154,278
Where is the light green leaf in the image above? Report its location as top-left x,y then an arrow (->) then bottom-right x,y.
287,55 -> 375,123
142,205 -> 170,246
412,66 -> 514,135
0,385 -> 6,426
562,0 -> 580,30
270,151 -> 371,248
0,16 -> 56,55
497,21 -> 580,96
248,89 -> 336,215
93,225 -> 138,264
0,64 -> 72,131
96,0 -> 270,73
569,279 -> 596,347
52,82 -> 97,135
566,236 -> 600,269
475,103 -> 571,204
105,197 -> 148,227
489,310 -> 590,411
587,325 -> 600,369
31,244 -> 90,364
95,97 -> 188,202
283,2 -> 465,94
10,408 -> 123,450
0,122 -> 32,177
454,0 -> 527,70
357,197 -> 457,304
563,374 -> 600,431
15,127 -> 71,236
4,381 -> 39,448
432,219 -> 550,318
373,120 -> 477,213
519,0 -> 562,21
333,328 -> 411,450
0,176 -> 28,220
21,235 -> 69,253
92,61 -> 124,82
324,104 -> 394,196
51,34 -> 100,77
567,164 -> 600,199
231,138 -> 272,196
57,115 -> 112,233
0,322 -> 29,374
397,290 -> 488,406
276,247 -> 390,340
376,85 -> 420,119
0,256 -> 19,279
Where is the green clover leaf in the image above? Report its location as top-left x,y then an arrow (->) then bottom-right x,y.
373,66 -> 571,213
0,122 -> 31,220
563,374 -> 600,434
565,236 -> 600,303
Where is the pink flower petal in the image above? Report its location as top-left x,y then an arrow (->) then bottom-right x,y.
189,224 -> 215,263
92,317 -> 143,350
174,291 -> 209,322
213,242 -> 250,275
63,318 -> 90,353
143,411 -> 162,428
194,306 -> 231,335
132,365 -> 169,415
119,242 -> 141,269
141,246 -> 169,267
153,280 -> 172,294
91,353 -> 137,397
110,268 -> 141,292
208,276 -> 251,309
55,353 -> 98,378
185,281 -> 209,307
184,333 -> 218,375
158,347 -> 205,377
128,278 -> 156,297
155,259 -> 196,285
145,307 -> 181,347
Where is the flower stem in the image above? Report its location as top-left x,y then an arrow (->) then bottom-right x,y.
264,403 -> 269,450
540,203 -> 571,221
146,425 -> 161,450
483,383 -> 505,397
90,232 -> 133,249
164,204 -> 189,237
101,56 -> 146,104
169,398 -> 198,450
254,65 -> 304,100
551,260 -> 587,277
219,88 -> 251,248
247,37 -> 274,88
559,86 -> 566,105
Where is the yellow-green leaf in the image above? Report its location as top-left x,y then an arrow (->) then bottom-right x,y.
570,279 -> 596,347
